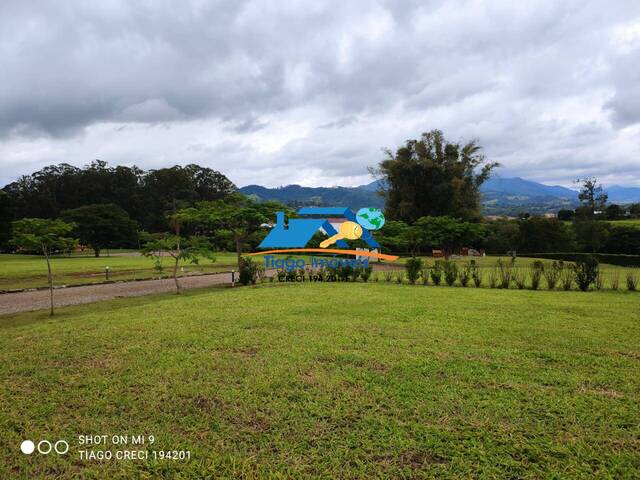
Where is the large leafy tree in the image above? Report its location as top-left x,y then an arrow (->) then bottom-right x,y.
62,204 -> 138,256
10,218 -> 77,316
413,216 -> 487,257
177,194 -> 287,269
373,130 -> 498,223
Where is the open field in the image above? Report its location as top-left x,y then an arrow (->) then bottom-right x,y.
608,219 -> 640,229
1,283 -> 639,479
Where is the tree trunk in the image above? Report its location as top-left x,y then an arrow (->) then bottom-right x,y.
94,247 -> 100,257
44,247 -> 54,316
172,256 -> 181,294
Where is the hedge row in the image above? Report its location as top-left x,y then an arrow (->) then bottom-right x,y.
524,253 -> 640,268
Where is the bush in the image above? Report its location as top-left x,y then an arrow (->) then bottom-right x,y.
430,261 -> 444,286
488,267 -> 498,288
405,257 -> 424,284
594,271 -> 604,290
544,261 -> 563,290
530,261 -> 544,290
443,261 -> 458,286
561,268 -> 573,291
496,258 -> 513,289
459,262 -> 473,287
611,271 -> 620,291
627,271 -> 638,291
383,271 -> 393,283
513,269 -> 527,289
239,257 -> 263,285
360,266 -> 373,282
573,255 -> 599,292
395,272 -> 404,284
471,261 -> 482,287
421,267 -> 430,285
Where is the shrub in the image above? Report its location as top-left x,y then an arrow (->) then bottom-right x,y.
360,266 -> 373,282
561,268 -> 573,291
530,261 -> 544,291
513,269 -> 527,289
430,261 -> 444,285
544,261 -> 563,290
627,271 -> 638,291
470,261 -> 482,287
405,257 -> 424,284
594,271 -> 604,290
488,267 -> 498,288
573,255 -> 599,292
611,271 -> 620,291
372,272 -> 379,282
459,262 -> 472,287
443,261 -> 458,286
496,258 -> 513,289
421,268 -> 430,285
383,271 -> 393,283
395,272 -> 404,284
239,257 -> 263,285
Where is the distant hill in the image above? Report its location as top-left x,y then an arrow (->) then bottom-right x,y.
239,176 -> 640,215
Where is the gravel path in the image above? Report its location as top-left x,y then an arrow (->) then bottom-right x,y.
0,272 -> 237,315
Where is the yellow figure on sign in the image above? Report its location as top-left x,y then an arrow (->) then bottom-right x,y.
319,221 -> 363,248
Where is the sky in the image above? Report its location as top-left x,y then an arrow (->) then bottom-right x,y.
1,0 -> 639,189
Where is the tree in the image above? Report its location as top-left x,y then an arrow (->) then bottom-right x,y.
630,203 -> 640,219
576,177 -> 607,217
0,190 -> 11,251
414,216 -> 487,257
10,218 -> 77,315
177,194 -> 286,269
372,130 -> 498,223
574,219 -> 609,253
605,204 -> 625,220
62,204 -> 138,256
484,218 -> 520,254
557,209 -> 575,221
516,217 -> 575,253
142,234 -> 214,294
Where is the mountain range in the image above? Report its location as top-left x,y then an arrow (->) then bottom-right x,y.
240,176 -> 640,215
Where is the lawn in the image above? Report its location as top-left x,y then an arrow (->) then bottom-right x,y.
1,283 -> 639,478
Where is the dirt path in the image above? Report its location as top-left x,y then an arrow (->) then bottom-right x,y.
0,272 -> 237,316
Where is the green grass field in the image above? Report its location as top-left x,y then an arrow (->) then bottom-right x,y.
1,283 -> 639,478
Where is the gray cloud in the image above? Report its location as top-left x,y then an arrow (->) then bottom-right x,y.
1,0 -> 640,188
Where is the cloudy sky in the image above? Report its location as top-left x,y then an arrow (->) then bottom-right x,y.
1,0 -> 639,189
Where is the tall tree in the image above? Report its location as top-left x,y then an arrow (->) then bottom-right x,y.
62,204 -> 138,256
576,177 -> 608,217
10,218 -> 77,315
372,130 -> 498,223
414,216 -> 487,257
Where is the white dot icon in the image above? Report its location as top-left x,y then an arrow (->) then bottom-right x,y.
20,440 -> 35,455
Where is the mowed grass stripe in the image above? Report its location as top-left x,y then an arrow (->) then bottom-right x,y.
0,284 -> 639,479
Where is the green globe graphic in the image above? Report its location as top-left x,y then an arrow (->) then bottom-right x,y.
356,207 -> 385,230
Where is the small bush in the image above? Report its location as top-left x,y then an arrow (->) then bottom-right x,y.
383,271 -> 393,283
459,262 -> 472,287
530,261 -> 544,291
395,272 -> 404,284
430,261 -> 444,286
421,268 -> 430,285
239,257 -> 263,285
627,271 -> 638,291
496,258 -> 513,289
360,266 -> 373,282
372,272 -> 379,282
573,255 -> 599,292
443,261 -> 458,286
544,261 -> 563,290
470,261 -> 482,287
405,257 -> 424,284
611,271 -> 620,291
513,269 -> 527,289
594,271 -> 604,290
561,268 -> 573,291
488,267 -> 498,288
